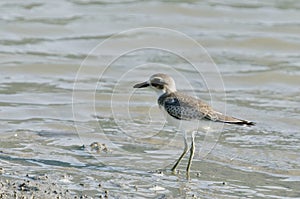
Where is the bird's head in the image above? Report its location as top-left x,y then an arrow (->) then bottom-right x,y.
133,73 -> 176,96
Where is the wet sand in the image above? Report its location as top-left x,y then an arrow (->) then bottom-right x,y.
0,174 -> 75,199
0,170 -> 109,199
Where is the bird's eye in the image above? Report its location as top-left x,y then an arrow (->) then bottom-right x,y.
151,83 -> 164,89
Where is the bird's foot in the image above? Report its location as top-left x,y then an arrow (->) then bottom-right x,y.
171,168 -> 178,175
186,172 -> 191,181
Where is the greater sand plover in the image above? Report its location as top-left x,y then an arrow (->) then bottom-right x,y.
133,73 -> 254,179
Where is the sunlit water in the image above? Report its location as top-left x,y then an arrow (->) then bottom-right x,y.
0,0 -> 299,198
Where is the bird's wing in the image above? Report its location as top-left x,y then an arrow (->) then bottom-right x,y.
159,92 -> 209,120
159,92 -> 254,125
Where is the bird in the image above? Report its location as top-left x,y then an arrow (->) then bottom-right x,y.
133,73 -> 254,179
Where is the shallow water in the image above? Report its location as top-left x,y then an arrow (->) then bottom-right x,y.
0,0 -> 300,198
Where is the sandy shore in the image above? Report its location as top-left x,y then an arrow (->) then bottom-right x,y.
0,174 -> 75,199
0,171 -> 108,199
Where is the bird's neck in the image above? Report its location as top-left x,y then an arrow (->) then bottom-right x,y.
155,88 -> 175,98
155,89 -> 167,98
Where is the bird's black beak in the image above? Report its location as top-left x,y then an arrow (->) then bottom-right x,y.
133,81 -> 150,88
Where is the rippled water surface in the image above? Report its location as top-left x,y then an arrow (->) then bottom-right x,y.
0,0 -> 299,198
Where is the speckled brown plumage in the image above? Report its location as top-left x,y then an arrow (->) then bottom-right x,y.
158,91 -> 254,125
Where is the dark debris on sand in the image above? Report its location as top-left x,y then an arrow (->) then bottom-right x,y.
0,172 -> 110,199
0,175 -> 73,199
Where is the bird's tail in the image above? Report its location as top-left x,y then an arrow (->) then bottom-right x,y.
207,111 -> 255,126
223,117 -> 255,126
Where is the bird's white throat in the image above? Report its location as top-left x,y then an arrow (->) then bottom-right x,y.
153,88 -> 167,98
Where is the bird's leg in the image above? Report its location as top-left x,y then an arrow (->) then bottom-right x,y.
186,132 -> 195,180
171,132 -> 188,174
